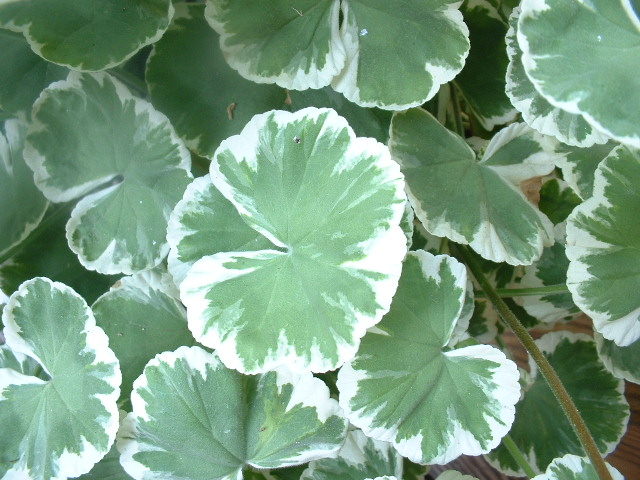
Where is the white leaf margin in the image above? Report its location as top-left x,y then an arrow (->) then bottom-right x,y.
531,454 -> 624,480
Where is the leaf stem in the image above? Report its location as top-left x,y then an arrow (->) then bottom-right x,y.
453,244 -> 614,480
474,283 -> 569,298
503,434 -> 537,478
449,83 -> 466,138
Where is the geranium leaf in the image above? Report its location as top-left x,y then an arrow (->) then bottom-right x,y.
0,278 -> 120,479
24,72 -> 192,275
77,439 -> 131,480
92,270 -> 194,410
0,31 -> 67,116
205,0 -> 344,90
117,346 -> 347,479
518,0 -> 640,148
596,333 -> 640,385
505,7 -> 609,147
180,108 -> 407,373
390,108 -> 555,265
436,472 -> 480,480
0,119 -> 48,258
555,142 -> 617,201
332,0 -> 469,109
531,454 -> 624,480
337,251 -> 520,464
566,146 -> 640,346
146,3 -> 288,157
300,429 -> 403,480
0,0 -> 173,71
455,0 -> 517,130
537,178 -> 582,226
487,332 -> 629,476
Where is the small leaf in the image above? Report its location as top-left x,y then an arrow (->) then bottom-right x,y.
531,454 -> 624,480
0,278 -> 121,479
117,346 -> 347,479
436,471 -> 480,480
337,251 -> 520,464
24,71 -> 192,274
566,146 -> 640,346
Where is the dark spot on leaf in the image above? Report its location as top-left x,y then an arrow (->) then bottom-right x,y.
293,136 -> 301,144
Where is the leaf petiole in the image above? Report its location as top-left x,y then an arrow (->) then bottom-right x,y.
474,284 -> 569,298
503,434 -> 537,478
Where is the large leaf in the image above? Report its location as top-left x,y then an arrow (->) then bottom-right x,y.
205,0 -> 345,90
0,0 -> 173,71
531,454 -> 624,480
487,332 -> 629,476
0,278 -> 121,479
566,146 -> 640,346
332,0 -> 469,109
505,6 -> 609,147
146,3 -> 288,157
24,72 -> 192,275
180,107 -> 407,374
390,108 -> 555,265
517,0 -> 640,148
337,251 -> 520,464
0,119 -> 48,258
117,346 -> 347,479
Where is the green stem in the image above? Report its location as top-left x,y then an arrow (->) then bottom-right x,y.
108,67 -> 148,97
474,284 -> 569,299
453,244 -> 614,480
503,434 -> 537,478
449,83 -> 465,138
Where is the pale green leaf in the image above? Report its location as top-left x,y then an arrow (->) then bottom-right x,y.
596,333 -> 640,385
555,142 -> 617,201
436,471 -> 480,480
531,454 -> 624,480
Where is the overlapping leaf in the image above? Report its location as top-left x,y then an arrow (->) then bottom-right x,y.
179,107 -> 407,374
596,333 -> 640,385
566,146 -> 640,346
118,346 -> 347,479
0,0 -> 174,71
337,251 -> 520,464
0,278 -> 121,479
555,142 -> 617,201
24,72 -> 192,275
518,0 -> 640,148
390,108 -> 556,265
531,454 -> 624,480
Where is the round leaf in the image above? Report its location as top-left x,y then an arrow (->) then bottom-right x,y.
518,0 -> 640,148
117,346 -> 347,479
0,0 -> 174,71
0,278 -> 121,479
566,146 -> 640,346
531,454 -> 624,480
24,72 -> 192,275
181,107 -> 407,373
332,0 -> 469,109
146,3 -> 288,157
337,251 -> 520,464
205,0 -> 345,90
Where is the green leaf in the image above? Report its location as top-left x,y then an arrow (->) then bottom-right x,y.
505,6 -> 609,147
0,119 -> 48,258
555,141 -> 617,201
24,72 -> 192,275
487,332 -> 629,476
180,108 -> 407,373
0,30 -> 67,115
455,0 -> 517,130
300,429 -> 403,480
146,3 -> 288,157
390,108 -> 555,265
436,472 -> 480,480
0,0 -> 174,71
518,0 -> 640,148
205,0 -> 344,90
77,440 -> 133,480
92,270 -> 194,410
337,251 -> 520,464
537,178 -> 582,226
566,146 -> 640,346
530,454 -> 624,480
333,0 -> 470,109
117,346 -> 348,479
596,332 -> 640,385
0,278 -> 121,479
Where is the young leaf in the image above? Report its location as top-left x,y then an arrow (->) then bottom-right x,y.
0,119 -> 48,258
518,0 -> 640,148
531,454 -> 624,480
566,146 -> 640,346
390,108 -> 555,265
0,0 -> 174,71
180,107 -> 407,373
300,429 -> 403,480
337,251 -> 520,464
205,0 -> 345,90
146,3 -> 288,157
24,71 -> 192,275
0,278 -> 121,479
332,0 -> 470,110
487,332 -> 629,476
117,346 -> 347,479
